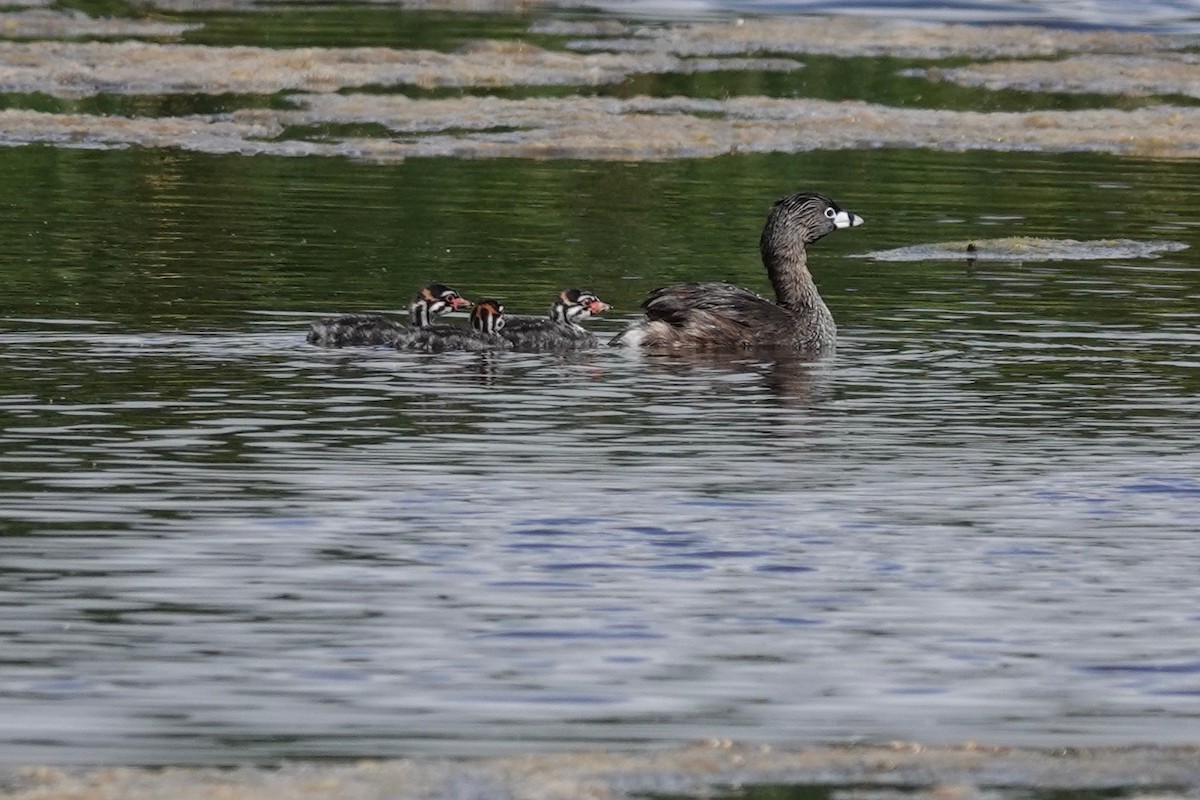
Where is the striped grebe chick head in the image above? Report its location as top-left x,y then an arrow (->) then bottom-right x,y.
550,288 -> 610,324
410,282 -> 471,328
470,299 -> 506,334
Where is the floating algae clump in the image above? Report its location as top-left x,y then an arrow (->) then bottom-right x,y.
919,53 -> 1200,99
854,238 -> 1190,263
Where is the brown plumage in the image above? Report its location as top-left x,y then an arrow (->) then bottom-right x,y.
610,192 -> 863,352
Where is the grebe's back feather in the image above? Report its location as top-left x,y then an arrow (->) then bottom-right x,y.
613,281 -> 815,350
500,318 -> 599,352
307,282 -> 471,348
307,314 -> 410,347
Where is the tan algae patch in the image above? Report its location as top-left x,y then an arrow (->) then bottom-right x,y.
538,16 -> 1194,59
0,10 -> 199,40
921,53 -> 1200,99
0,15 -> 1196,160
0,16 -> 1192,106
3,743 -> 1200,800
3,97 -> 1200,160
855,238 -> 1191,263
277,95 -> 1200,159
0,40 -> 801,97
132,0 -> 564,10
0,109 -> 289,155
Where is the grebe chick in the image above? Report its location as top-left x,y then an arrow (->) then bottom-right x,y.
401,298 -> 510,353
610,192 -> 863,352
499,289 -> 610,352
307,282 -> 471,347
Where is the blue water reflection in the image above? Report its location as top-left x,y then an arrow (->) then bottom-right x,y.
599,0 -> 1200,33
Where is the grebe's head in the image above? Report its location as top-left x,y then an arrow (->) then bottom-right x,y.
470,298 -> 506,334
410,282 -> 471,327
551,288 -> 610,324
761,192 -> 863,251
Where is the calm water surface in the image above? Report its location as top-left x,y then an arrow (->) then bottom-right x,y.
1,147 -> 1199,764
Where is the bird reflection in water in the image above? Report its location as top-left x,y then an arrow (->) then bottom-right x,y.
633,349 -> 834,407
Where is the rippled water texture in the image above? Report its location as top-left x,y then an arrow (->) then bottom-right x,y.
645,0 -> 1200,32
1,147 -> 1198,764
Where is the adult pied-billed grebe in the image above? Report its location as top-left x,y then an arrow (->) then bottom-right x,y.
401,298 -> 509,353
307,282 -> 471,347
499,288 -> 610,352
610,192 -> 863,352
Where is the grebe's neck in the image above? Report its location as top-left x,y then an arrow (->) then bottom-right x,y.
761,233 -> 822,313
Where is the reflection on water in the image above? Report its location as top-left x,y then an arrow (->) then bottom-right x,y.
626,0 -> 1200,33
1,145 -> 1200,764
660,783 -> 1174,800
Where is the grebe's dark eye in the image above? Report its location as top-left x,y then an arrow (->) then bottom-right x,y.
824,207 -> 836,219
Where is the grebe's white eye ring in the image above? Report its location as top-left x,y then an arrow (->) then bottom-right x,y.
824,207 -> 836,219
